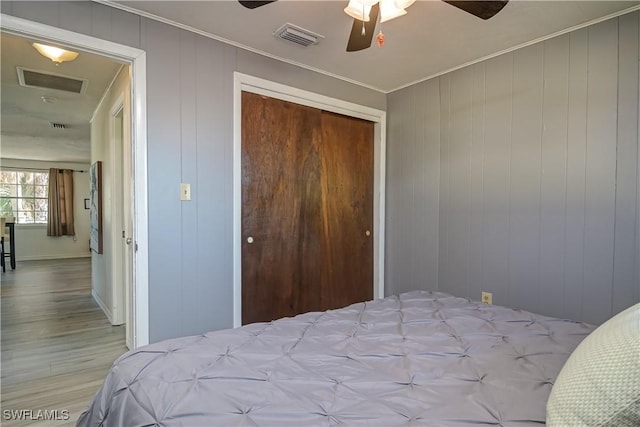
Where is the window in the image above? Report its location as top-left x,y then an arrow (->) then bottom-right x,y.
0,170 -> 49,224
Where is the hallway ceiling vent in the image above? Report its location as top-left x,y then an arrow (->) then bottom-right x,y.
17,67 -> 88,95
49,122 -> 67,129
273,23 -> 324,47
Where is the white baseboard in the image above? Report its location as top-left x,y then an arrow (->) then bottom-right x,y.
17,254 -> 91,262
92,289 -> 115,325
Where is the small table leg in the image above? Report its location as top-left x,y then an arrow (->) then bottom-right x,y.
8,222 -> 15,270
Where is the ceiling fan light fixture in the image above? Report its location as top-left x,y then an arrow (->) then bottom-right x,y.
32,43 -> 79,65
344,0 -> 375,22
379,0 -> 407,23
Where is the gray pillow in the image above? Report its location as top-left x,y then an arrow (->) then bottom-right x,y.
546,303 -> 640,426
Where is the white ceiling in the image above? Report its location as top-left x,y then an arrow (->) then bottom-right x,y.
0,32 -> 123,163
1,1 -> 637,163
113,0 -> 639,93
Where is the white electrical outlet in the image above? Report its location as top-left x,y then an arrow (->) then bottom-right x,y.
180,183 -> 191,201
481,291 -> 493,305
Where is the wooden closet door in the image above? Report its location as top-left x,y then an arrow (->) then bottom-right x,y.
241,91 -> 373,325
318,111 -> 373,311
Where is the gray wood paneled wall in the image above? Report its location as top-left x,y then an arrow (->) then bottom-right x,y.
3,1 -> 637,338
386,12 -> 639,325
1,1 -> 386,342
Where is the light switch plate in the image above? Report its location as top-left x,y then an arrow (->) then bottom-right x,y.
180,183 -> 191,201
481,291 -> 493,305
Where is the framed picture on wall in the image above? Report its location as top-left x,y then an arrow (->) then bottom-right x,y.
89,161 -> 103,254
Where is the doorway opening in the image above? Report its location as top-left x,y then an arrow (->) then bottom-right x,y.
1,14 -> 149,347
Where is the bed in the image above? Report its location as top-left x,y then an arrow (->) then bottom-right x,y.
77,291 -> 595,426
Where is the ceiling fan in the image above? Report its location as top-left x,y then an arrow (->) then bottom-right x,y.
239,0 -> 509,52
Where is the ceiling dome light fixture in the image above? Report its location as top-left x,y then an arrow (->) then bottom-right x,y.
32,43 -> 79,65
344,0 -> 415,24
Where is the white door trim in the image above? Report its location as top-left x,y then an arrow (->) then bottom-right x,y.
232,72 -> 386,328
1,14 -> 150,347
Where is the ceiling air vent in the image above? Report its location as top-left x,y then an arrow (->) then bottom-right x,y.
273,23 -> 323,47
17,67 -> 88,95
50,122 -> 67,129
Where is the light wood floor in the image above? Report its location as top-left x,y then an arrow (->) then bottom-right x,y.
1,258 -> 128,426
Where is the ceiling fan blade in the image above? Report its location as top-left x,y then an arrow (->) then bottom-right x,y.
346,3 -> 380,52
442,1 -> 508,20
238,0 -> 277,9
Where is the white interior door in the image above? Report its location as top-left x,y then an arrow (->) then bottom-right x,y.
111,104 -> 125,327
120,85 -> 135,350
111,82 -> 134,349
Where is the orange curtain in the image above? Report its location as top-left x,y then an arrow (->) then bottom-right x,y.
47,169 -> 75,236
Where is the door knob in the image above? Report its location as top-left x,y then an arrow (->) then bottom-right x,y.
247,236 -> 254,244
365,230 -> 371,237
126,237 -> 133,245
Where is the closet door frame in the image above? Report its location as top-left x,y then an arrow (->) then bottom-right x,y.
232,72 -> 386,327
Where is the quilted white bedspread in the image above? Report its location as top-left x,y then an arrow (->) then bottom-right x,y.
77,291 -> 594,426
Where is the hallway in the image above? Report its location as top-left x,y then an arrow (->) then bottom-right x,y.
1,258 -> 128,426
